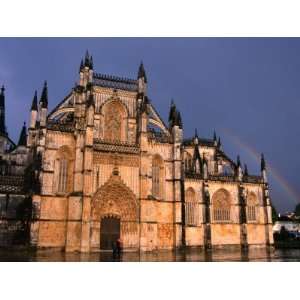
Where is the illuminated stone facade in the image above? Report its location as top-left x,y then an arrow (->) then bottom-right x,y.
11,53 -> 274,252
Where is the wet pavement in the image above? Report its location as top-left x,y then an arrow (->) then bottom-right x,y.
0,247 -> 300,262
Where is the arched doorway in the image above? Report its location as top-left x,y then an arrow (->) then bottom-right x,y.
100,216 -> 120,250
91,172 -> 139,251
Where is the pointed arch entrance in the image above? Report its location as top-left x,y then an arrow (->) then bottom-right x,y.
100,216 -> 121,250
91,171 -> 139,251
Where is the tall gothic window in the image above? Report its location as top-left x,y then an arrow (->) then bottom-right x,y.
247,192 -> 258,222
58,158 -> 68,193
54,146 -> 74,194
152,154 -> 164,199
103,100 -> 127,142
185,187 -> 199,226
212,189 -> 231,222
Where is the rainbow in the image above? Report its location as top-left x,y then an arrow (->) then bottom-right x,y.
221,128 -> 299,207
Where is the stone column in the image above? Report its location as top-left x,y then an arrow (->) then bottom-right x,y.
172,125 -> 183,248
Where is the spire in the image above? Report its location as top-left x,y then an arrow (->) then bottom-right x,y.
84,50 -> 90,67
138,61 -> 147,83
176,110 -> 182,129
213,130 -> 217,141
89,56 -> 94,70
0,85 -> 4,103
168,99 -> 182,129
217,136 -> 221,149
194,128 -> 199,144
0,85 -> 5,107
31,90 -> 38,111
244,164 -> 248,177
168,99 -> 177,125
261,153 -> 266,171
237,155 -> 241,168
261,153 -> 268,183
79,59 -> 84,72
192,142 -> 202,174
18,122 -> 27,146
40,81 -> 48,109
0,85 -> 6,135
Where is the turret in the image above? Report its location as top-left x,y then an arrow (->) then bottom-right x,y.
0,85 -> 7,135
30,90 -> 38,129
168,100 -> 182,131
137,62 -> 147,95
261,153 -> 268,183
17,122 -> 27,147
79,51 -> 94,87
39,81 -> 48,127
213,130 -> 217,146
236,155 -> 243,181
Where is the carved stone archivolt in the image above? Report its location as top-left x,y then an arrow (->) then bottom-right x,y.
91,173 -> 139,222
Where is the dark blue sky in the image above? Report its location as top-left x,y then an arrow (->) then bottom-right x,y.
0,38 -> 299,213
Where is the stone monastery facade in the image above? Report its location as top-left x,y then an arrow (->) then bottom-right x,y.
0,52 -> 274,252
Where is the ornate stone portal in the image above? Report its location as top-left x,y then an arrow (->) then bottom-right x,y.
90,170 -> 139,250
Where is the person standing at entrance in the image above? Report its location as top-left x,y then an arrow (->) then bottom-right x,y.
116,238 -> 123,256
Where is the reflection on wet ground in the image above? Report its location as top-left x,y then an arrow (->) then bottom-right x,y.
1,247 -> 300,262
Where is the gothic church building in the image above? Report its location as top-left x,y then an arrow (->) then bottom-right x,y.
1,52 -> 274,252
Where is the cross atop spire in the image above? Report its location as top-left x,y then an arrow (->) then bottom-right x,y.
138,61 -> 147,83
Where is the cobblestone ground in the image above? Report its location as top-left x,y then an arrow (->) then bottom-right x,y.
0,247 -> 300,262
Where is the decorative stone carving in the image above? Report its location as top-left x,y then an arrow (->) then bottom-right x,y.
91,173 -> 138,222
93,152 -> 139,167
103,100 -> 127,142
